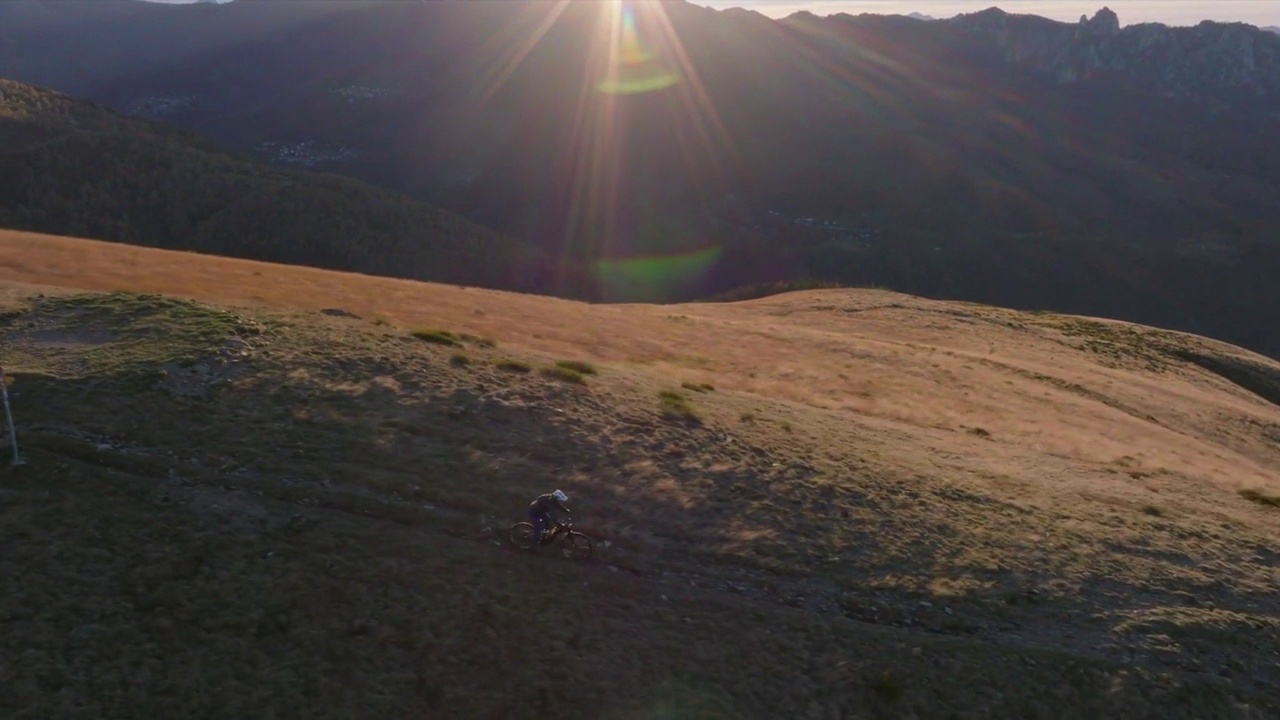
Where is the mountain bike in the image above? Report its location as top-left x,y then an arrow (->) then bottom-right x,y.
508,517 -> 594,560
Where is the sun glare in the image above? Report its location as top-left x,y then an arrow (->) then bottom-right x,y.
596,1 -> 680,95
465,0 -> 741,300
578,1 -> 740,299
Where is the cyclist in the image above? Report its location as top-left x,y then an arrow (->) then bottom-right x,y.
528,489 -> 570,545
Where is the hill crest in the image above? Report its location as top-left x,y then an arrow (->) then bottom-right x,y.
4,227 -> 1279,492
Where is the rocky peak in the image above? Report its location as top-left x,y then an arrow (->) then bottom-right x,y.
949,6 -> 1280,100
1078,7 -> 1119,37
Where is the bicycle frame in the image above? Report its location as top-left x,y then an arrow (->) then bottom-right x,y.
541,521 -> 570,544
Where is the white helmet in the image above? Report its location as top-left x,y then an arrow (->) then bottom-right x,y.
553,489 -> 568,502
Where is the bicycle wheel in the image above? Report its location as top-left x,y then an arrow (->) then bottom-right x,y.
509,522 -> 537,549
561,531 -> 594,560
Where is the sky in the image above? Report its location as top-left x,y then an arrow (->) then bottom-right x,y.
142,1 -> 1278,28
696,1 -> 1279,26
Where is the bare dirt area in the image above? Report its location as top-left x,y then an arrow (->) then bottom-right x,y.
1,230 -> 1279,718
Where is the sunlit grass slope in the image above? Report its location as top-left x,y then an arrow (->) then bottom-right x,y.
2,229 -> 1278,718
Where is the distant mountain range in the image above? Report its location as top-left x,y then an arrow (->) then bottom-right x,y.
2,1 -> 1280,358
953,7 -> 1280,96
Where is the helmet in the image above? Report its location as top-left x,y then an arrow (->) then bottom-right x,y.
553,489 -> 568,502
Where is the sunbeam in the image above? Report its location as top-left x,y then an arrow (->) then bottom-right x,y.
578,1 -> 750,299
596,1 -> 680,95
452,1 -> 747,300
469,0 -> 572,106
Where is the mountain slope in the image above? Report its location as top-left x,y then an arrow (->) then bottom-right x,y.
39,0 -> 1280,355
0,78 -> 552,291
0,0 -> 372,95
82,2 -> 1280,241
2,232 -> 1279,717
4,2 -> 1280,358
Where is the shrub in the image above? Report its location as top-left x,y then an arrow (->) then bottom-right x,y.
497,360 -> 532,373
411,329 -> 461,347
658,390 -> 700,424
871,670 -> 904,702
460,333 -> 496,348
555,360 -> 598,375
1238,488 -> 1280,508
541,365 -> 586,384
411,330 -> 495,348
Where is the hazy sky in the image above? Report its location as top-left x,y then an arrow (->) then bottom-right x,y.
697,1 -> 1278,26
142,1 -> 1278,28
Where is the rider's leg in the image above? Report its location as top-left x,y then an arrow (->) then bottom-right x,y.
529,509 -> 547,545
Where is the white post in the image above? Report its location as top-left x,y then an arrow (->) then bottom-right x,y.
0,367 -> 23,466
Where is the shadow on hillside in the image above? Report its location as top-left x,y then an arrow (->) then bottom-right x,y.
8,292 -> 1279,714
1167,347 -> 1280,408
9,351 -> 1278,714
21,345 -> 1258,593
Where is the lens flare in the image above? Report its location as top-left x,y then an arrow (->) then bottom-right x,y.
597,2 -> 680,95
595,246 -> 721,302
460,0 -> 738,300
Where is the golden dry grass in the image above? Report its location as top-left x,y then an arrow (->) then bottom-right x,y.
3,228 -> 1280,718
5,229 -> 1278,494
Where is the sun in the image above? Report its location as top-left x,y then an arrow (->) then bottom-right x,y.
465,0 -> 740,300
596,0 -> 680,95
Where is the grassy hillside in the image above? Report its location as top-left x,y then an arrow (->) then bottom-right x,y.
2,231 -> 1278,718
0,78 -> 552,292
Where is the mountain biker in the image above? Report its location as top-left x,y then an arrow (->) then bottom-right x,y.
528,489 -> 570,545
